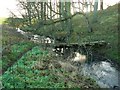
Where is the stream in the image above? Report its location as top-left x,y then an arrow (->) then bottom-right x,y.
81,59 -> 120,88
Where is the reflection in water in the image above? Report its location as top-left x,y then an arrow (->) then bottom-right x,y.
81,61 -> 120,88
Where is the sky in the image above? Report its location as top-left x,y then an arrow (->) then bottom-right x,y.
0,0 -> 119,18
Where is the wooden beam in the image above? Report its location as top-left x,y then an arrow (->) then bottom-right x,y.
54,40 -> 107,48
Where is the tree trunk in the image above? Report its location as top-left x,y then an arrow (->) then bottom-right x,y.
59,1 -> 65,31
100,0 -> 103,10
27,2 -> 32,26
44,2 -> 46,21
93,0 -> 98,22
40,2 -> 44,21
65,1 -> 73,44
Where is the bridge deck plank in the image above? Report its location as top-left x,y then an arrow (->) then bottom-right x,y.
54,40 -> 107,47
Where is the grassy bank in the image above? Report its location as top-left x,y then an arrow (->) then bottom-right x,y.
2,41 -> 36,73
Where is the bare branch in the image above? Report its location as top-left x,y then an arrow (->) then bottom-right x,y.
45,3 -> 62,15
7,8 -> 18,18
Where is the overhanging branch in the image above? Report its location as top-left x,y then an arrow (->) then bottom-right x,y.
44,12 -> 89,25
43,12 -> 92,32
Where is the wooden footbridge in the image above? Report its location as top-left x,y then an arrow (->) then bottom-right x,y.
54,40 -> 108,48
53,40 -> 108,56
